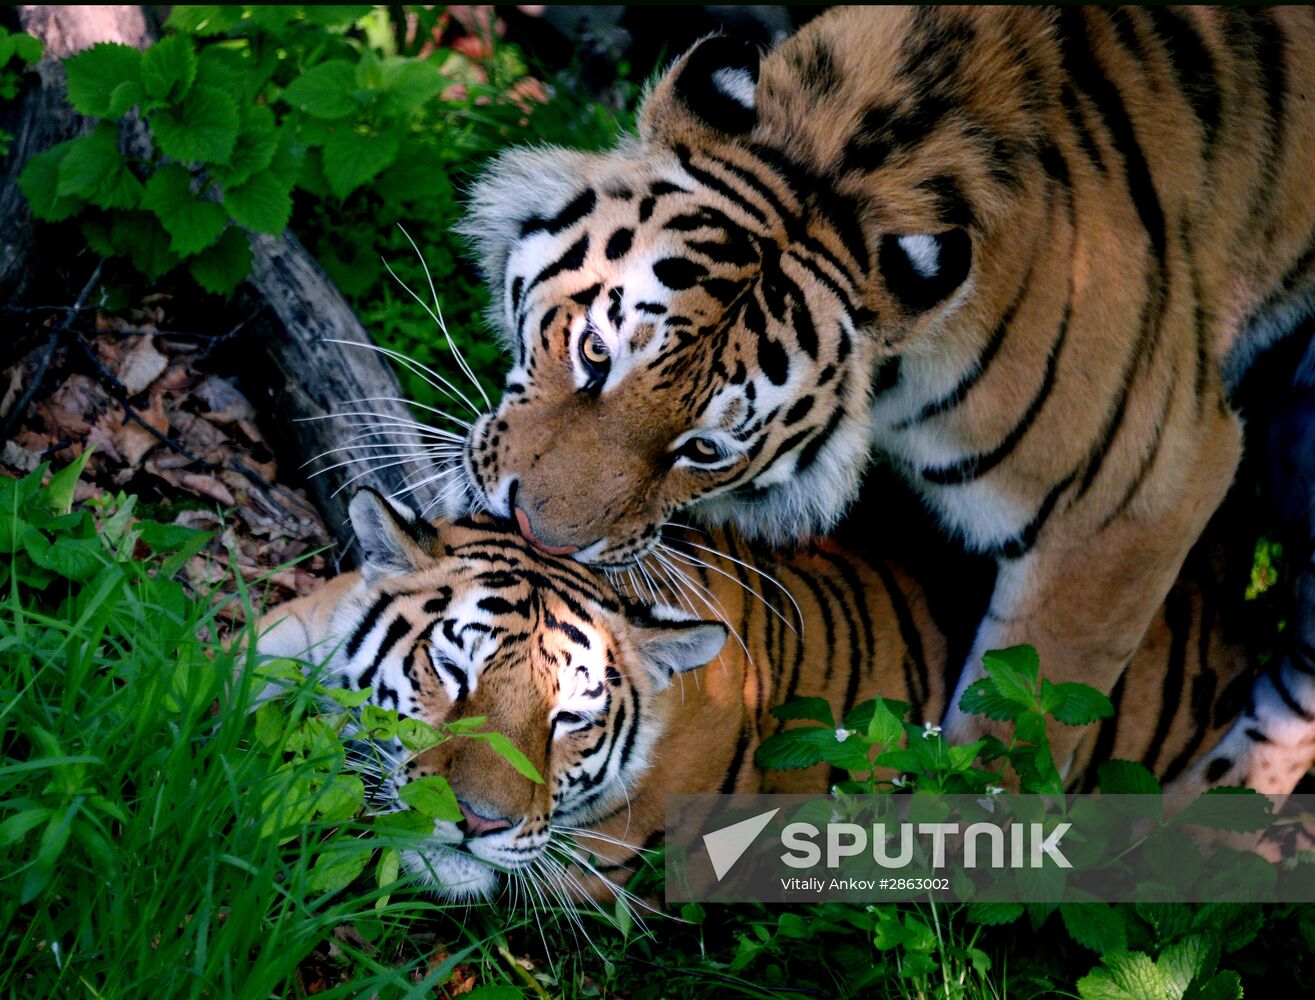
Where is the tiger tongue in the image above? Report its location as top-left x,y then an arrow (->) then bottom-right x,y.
514,507 -> 581,557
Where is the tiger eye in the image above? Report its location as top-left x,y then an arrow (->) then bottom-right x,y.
580,330 -> 610,367
685,437 -> 720,462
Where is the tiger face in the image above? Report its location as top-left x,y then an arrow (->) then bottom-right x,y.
255,490 -> 726,900
451,34 -> 974,566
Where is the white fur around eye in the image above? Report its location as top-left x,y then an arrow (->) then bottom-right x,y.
711,67 -> 757,108
897,234 -> 941,278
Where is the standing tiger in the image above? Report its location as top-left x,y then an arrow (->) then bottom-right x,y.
253,489 -> 1253,900
449,7 -> 1315,785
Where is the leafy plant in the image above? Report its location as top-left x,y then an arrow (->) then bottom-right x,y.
0,26 -> 42,158
0,458 -> 540,995
756,644 -> 1114,795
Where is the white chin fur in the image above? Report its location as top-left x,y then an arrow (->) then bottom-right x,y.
402,846 -> 501,900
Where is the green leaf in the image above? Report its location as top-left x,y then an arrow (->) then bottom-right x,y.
821,734 -> 875,773
43,449 -> 94,515
965,902 -> 1024,926
1061,902 -> 1129,955
56,123 -> 142,210
194,44 -> 248,96
165,6 -> 245,36
323,686 -> 372,708
1097,759 -> 1161,795
306,845 -> 372,893
1184,971 -> 1242,1000
1044,681 -> 1115,726
755,726 -> 836,771
1158,934 -> 1219,998
107,79 -> 145,117
141,34 -> 196,103
137,519 -> 209,555
222,167 -> 293,234
981,645 -> 1040,705
1077,951 -> 1170,1000
397,775 -> 461,821
1170,788 -> 1273,833
865,697 -> 905,746
478,731 -> 544,784
187,226 -> 251,294
5,32 -> 42,66
380,59 -> 444,116
0,807 -> 53,846
770,697 -> 833,727
18,142 -> 83,221
321,127 -> 399,199
150,84 -> 238,164
958,678 -> 1020,722
354,46 -> 386,91
111,212 -> 181,280
210,104 -> 279,187
281,59 -> 358,119
141,164 -> 227,256
63,42 -> 142,118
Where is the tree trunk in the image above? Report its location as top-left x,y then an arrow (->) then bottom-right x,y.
3,5 -> 443,560
244,232 -> 445,552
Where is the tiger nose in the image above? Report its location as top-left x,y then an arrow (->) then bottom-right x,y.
458,801 -> 513,838
508,479 -> 581,556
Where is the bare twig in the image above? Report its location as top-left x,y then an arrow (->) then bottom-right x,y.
1,262 -> 103,443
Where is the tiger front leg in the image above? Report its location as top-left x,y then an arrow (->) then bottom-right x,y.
941,410 -> 1243,779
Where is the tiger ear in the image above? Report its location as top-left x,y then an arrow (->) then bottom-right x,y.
626,604 -> 728,688
348,488 -> 439,581
640,35 -> 761,145
878,230 -> 973,314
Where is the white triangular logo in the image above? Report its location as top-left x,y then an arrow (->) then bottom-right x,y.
702,808 -> 779,881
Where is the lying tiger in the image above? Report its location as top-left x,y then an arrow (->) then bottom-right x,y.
254,489 -> 1251,900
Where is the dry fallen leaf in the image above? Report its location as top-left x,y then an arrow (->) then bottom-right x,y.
179,472 -> 237,507
4,316 -> 338,641
116,335 -> 169,395
194,375 -> 257,425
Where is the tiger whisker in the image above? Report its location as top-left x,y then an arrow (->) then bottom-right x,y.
661,543 -> 798,634
304,444 -> 460,472
651,550 -> 752,666
670,538 -> 804,632
391,225 -> 493,412
298,410 -> 451,432
337,395 -> 472,429
307,431 -> 463,459
311,450 -> 448,478
541,846 -> 646,940
326,456 -> 447,496
552,842 -> 661,921
324,339 -> 485,420
555,825 -> 652,855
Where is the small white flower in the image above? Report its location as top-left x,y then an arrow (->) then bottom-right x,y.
986,785 -> 1004,796
890,775 -> 907,788
834,727 -> 852,742
921,721 -> 942,740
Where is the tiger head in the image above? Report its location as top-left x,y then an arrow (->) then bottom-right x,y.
256,490 -> 727,899
452,32 -> 977,566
